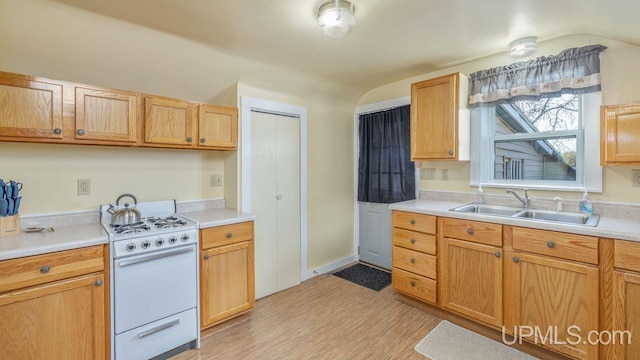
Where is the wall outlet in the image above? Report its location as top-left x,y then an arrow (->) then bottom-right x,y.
77,179 -> 91,195
633,170 -> 640,187
421,168 -> 436,180
441,169 -> 449,181
210,174 -> 223,187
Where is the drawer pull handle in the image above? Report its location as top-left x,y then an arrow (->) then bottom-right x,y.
77,129 -> 85,136
448,150 -> 454,155
467,228 -> 474,235
547,241 -> 555,248
40,265 -> 50,274
187,137 -> 193,143
495,251 -> 501,258
226,232 -> 233,238
95,279 -> 103,287
410,219 -> 415,225
410,238 -> 415,244
410,258 -> 415,264
139,319 -> 180,338
513,257 -> 520,264
200,138 -> 206,143
204,254 -> 210,260
53,128 -> 62,135
410,281 -> 416,287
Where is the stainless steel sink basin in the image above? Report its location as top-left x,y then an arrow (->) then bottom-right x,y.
449,204 -> 524,217
513,209 -> 600,227
449,203 -> 600,227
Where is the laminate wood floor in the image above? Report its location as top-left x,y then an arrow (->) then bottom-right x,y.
172,274 -> 440,360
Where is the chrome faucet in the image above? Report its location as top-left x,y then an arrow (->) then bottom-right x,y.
506,189 -> 529,207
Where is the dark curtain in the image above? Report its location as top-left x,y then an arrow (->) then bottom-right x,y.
358,105 -> 415,203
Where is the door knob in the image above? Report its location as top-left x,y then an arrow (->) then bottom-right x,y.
276,194 -> 283,200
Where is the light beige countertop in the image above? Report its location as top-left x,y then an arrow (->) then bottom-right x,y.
181,208 -> 256,229
0,222 -> 108,261
389,199 -> 640,242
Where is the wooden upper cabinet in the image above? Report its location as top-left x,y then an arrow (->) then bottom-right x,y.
144,96 -> 196,146
198,104 -> 238,149
0,73 -> 63,140
601,102 -> 640,165
75,86 -> 138,143
410,72 -> 469,161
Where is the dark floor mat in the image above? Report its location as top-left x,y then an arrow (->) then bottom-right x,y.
333,263 -> 391,291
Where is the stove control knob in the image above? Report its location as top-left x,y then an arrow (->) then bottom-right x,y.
181,234 -> 190,242
155,238 -> 164,247
169,236 -> 177,244
125,243 -> 136,252
141,240 -> 151,249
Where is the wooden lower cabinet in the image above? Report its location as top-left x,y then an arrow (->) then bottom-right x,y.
440,237 -> 502,327
611,271 -> 640,359
0,266 -> 106,359
505,249 -> 600,360
200,221 -> 255,330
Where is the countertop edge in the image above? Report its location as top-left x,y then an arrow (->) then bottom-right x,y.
0,236 -> 108,261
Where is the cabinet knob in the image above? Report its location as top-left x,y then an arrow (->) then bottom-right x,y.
467,228 -> 474,235
94,279 -> 103,287
410,238 -> 415,244
410,281 -> 416,287
495,251 -> 501,258
186,137 -> 193,143
53,128 -> 62,135
448,150 -> 453,155
226,232 -> 233,238
40,265 -> 50,274
410,258 -> 415,264
77,129 -> 85,136
513,257 -> 520,264
547,241 -> 555,248
410,219 -> 415,225
203,254 -> 210,260
200,138 -> 206,143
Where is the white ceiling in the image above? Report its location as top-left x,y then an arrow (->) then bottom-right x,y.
51,0 -> 640,92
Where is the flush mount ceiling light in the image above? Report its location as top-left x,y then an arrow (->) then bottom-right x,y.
317,0 -> 356,39
509,36 -> 537,59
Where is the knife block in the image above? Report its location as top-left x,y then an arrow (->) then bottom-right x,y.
0,215 -> 20,238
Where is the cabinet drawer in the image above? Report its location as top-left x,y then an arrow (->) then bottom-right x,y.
201,221 -> 254,249
392,228 -> 436,255
614,240 -> 640,272
392,211 -> 436,234
393,246 -> 436,279
442,218 -> 502,246
392,267 -> 437,304
512,227 -> 599,265
0,245 -> 104,293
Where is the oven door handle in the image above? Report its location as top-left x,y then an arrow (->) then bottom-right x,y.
118,247 -> 194,268
138,319 -> 180,338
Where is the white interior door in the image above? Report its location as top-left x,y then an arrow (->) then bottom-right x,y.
251,111 -> 301,299
358,202 -> 391,269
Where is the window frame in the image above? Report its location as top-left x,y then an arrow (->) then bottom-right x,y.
470,92 -> 602,192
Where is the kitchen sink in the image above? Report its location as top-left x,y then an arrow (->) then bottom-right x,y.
449,204 -> 600,227
449,204 -> 524,217
513,209 -> 600,226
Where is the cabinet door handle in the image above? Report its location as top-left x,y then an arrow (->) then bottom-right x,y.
547,241 -> 555,248
410,281 -> 416,287
77,129 -> 85,136
40,265 -> 50,274
467,228 -> 474,235
410,258 -> 415,264
513,257 -> 520,264
410,238 -> 415,244
186,137 -> 193,143
53,128 -> 62,135
410,219 -> 415,225
448,150 -> 454,155
495,251 -> 501,258
203,254 -> 210,260
226,232 -> 233,238
200,138 -> 206,143
95,279 -> 103,287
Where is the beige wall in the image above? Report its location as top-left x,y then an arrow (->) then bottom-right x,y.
0,0 -> 355,271
358,35 -> 640,203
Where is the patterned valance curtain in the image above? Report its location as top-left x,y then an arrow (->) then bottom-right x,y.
468,44 -> 607,108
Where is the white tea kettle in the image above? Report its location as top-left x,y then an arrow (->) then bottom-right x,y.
107,194 -> 142,226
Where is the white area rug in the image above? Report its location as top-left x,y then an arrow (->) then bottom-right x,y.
415,321 -> 539,360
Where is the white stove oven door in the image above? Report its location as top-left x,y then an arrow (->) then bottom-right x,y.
114,243 -> 197,334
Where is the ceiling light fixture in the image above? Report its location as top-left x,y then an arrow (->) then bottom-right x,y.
509,36 -> 537,59
317,0 -> 356,39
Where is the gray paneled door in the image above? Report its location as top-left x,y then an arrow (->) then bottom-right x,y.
358,202 -> 391,269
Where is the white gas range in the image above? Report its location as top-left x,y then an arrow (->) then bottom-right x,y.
100,200 -> 200,360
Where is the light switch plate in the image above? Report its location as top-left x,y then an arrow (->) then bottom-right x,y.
210,174 -> 223,187
632,170 -> 640,187
78,179 -> 91,195
441,169 -> 449,181
421,168 -> 436,180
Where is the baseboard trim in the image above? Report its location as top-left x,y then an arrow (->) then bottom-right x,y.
306,255 -> 357,280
